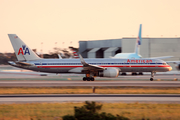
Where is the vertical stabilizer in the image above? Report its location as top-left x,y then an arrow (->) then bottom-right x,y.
8,34 -> 41,61
135,24 -> 142,54
70,48 -> 79,59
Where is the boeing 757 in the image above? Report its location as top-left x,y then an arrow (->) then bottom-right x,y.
8,34 -> 172,81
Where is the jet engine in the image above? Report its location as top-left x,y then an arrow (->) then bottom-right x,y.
175,64 -> 180,70
99,68 -> 119,77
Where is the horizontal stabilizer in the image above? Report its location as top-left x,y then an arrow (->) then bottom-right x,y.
16,61 -> 34,66
8,61 -> 34,67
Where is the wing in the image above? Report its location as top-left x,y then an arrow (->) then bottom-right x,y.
166,61 -> 180,64
150,56 -> 173,59
79,54 -> 105,71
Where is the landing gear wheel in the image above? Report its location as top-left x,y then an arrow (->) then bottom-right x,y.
132,72 -> 137,75
150,78 -> 153,81
87,77 -> 91,81
121,73 -> 127,75
139,72 -> 143,75
83,77 -> 86,81
90,77 -> 94,81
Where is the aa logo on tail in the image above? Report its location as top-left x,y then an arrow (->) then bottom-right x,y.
18,45 -> 30,55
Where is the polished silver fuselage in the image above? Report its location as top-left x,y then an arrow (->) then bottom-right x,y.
10,58 -> 172,74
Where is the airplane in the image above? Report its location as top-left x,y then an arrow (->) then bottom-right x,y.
70,47 -> 79,59
57,48 -> 79,59
112,24 -> 172,75
8,34 -> 172,81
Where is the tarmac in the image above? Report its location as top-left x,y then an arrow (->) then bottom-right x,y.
0,94 -> 180,103
0,80 -> 180,87
1,65 -> 180,103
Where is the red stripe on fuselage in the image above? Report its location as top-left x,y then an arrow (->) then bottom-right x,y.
37,65 -> 171,68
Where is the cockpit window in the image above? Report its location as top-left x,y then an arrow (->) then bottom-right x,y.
163,63 -> 167,65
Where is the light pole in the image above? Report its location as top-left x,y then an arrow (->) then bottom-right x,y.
41,42 -> 43,58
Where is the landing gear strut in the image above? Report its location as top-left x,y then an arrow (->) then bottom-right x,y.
150,72 -> 155,81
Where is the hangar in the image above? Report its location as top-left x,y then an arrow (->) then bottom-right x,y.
79,39 -> 121,58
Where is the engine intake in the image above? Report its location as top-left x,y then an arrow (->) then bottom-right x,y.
99,68 -> 119,78
175,64 -> 180,70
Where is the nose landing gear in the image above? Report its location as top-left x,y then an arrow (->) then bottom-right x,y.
150,72 -> 155,81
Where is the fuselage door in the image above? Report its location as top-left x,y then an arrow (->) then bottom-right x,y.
39,62 -> 42,68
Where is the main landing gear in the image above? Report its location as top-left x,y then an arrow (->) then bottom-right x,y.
132,72 -> 143,75
83,77 -> 94,81
150,72 -> 155,81
83,73 -> 95,81
139,72 -> 143,75
121,72 -> 127,75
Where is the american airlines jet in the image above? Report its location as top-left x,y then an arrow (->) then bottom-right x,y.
113,24 -> 172,75
8,34 -> 172,81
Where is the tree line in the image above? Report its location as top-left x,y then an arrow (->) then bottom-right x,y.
0,47 -> 78,65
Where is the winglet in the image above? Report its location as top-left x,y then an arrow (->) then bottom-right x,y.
58,54 -> 62,59
79,54 -> 86,65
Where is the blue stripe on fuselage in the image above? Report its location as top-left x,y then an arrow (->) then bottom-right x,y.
34,63 -> 163,65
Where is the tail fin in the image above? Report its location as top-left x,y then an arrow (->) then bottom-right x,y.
8,34 -> 41,61
73,50 -> 79,59
134,24 -> 142,54
70,48 -> 79,59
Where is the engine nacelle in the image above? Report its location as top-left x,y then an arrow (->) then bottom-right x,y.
99,68 -> 119,78
175,64 -> 180,70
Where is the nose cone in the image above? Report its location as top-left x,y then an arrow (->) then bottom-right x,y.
168,66 -> 172,71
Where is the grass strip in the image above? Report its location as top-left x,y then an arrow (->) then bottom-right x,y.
0,102 -> 180,120
0,87 -> 180,94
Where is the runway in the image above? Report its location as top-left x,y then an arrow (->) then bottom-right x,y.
0,65 -> 180,81
0,80 -> 180,87
0,94 -> 180,103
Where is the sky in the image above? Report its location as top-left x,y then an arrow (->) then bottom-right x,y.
1,0 -> 180,53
